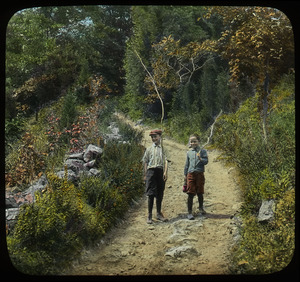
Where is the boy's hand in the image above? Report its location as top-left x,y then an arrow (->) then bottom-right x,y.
163,172 -> 168,182
184,175 -> 187,185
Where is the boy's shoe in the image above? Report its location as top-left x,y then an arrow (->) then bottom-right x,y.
198,207 -> 207,215
157,212 -> 168,222
187,213 -> 194,220
147,214 -> 153,224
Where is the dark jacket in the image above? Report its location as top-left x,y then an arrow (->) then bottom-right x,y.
184,147 -> 208,175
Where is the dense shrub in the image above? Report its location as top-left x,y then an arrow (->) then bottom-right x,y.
165,112 -> 205,144
115,118 -> 144,143
80,177 -> 128,224
212,75 -> 295,273
5,132 -> 46,188
100,142 -> 145,200
215,99 -> 294,202
7,171 -> 106,274
231,189 -> 295,274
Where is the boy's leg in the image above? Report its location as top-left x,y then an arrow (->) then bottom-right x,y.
187,172 -> 196,219
145,169 -> 157,196
197,193 -> 206,214
145,169 -> 156,224
187,194 -> 195,220
147,195 -> 154,224
156,169 -> 167,221
196,172 -> 206,214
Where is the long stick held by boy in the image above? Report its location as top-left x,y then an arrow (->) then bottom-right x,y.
142,129 -> 168,224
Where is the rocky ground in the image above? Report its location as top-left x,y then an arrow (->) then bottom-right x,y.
63,116 -> 243,276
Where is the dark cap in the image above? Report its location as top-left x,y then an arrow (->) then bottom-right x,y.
149,129 -> 162,136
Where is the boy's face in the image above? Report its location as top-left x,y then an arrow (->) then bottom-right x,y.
190,136 -> 199,149
151,134 -> 161,145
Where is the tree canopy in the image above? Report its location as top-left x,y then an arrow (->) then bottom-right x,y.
6,5 -> 294,129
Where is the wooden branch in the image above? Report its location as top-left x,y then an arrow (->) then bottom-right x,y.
202,109 -> 223,148
134,50 -> 164,124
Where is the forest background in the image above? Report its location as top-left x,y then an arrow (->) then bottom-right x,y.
4,5 -> 295,275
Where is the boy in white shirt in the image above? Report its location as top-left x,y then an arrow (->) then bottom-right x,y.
142,129 -> 168,224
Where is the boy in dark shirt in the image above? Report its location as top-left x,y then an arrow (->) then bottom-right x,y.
184,134 -> 208,219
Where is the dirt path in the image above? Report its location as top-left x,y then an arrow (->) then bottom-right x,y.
64,116 -> 242,276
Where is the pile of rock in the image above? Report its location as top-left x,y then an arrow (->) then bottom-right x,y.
5,144 -> 103,231
58,144 -> 103,182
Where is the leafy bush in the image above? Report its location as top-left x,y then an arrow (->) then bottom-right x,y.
212,75 -> 295,274
7,171 -> 106,274
231,189 -> 295,274
5,113 -> 25,156
115,118 -> 144,143
5,132 -> 46,188
165,112 -> 207,144
60,91 -> 78,129
100,142 -> 144,197
80,141 -> 144,226
213,90 -> 295,205
80,176 -> 128,224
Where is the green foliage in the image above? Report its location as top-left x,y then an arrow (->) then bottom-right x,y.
7,171 -> 105,274
213,76 -> 295,203
115,118 -> 144,143
80,141 -> 144,226
213,75 -> 295,273
165,112 -> 204,144
5,115 -> 25,156
80,177 -> 127,224
231,189 -> 295,274
5,132 -> 46,188
7,109 -> 145,274
6,6 -> 132,121
60,91 -> 78,129
123,6 -> 216,121
100,142 -> 144,199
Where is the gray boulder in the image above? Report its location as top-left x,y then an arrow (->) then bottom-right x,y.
165,245 -> 198,258
5,195 -> 18,208
67,152 -> 84,160
89,168 -> 101,176
56,169 -> 78,182
64,159 -> 87,173
6,208 -> 20,230
258,199 -> 275,223
84,159 -> 96,168
83,144 -> 103,162
6,208 -> 20,221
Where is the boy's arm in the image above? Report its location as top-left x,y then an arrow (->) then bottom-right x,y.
163,159 -> 168,181
142,148 -> 149,181
184,152 -> 189,178
143,162 -> 148,181
200,149 -> 208,165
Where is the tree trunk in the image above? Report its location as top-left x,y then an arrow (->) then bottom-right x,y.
134,50 -> 165,125
262,72 -> 270,144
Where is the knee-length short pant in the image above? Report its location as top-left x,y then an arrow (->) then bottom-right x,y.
145,168 -> 165,198
187,171 -> 205,195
